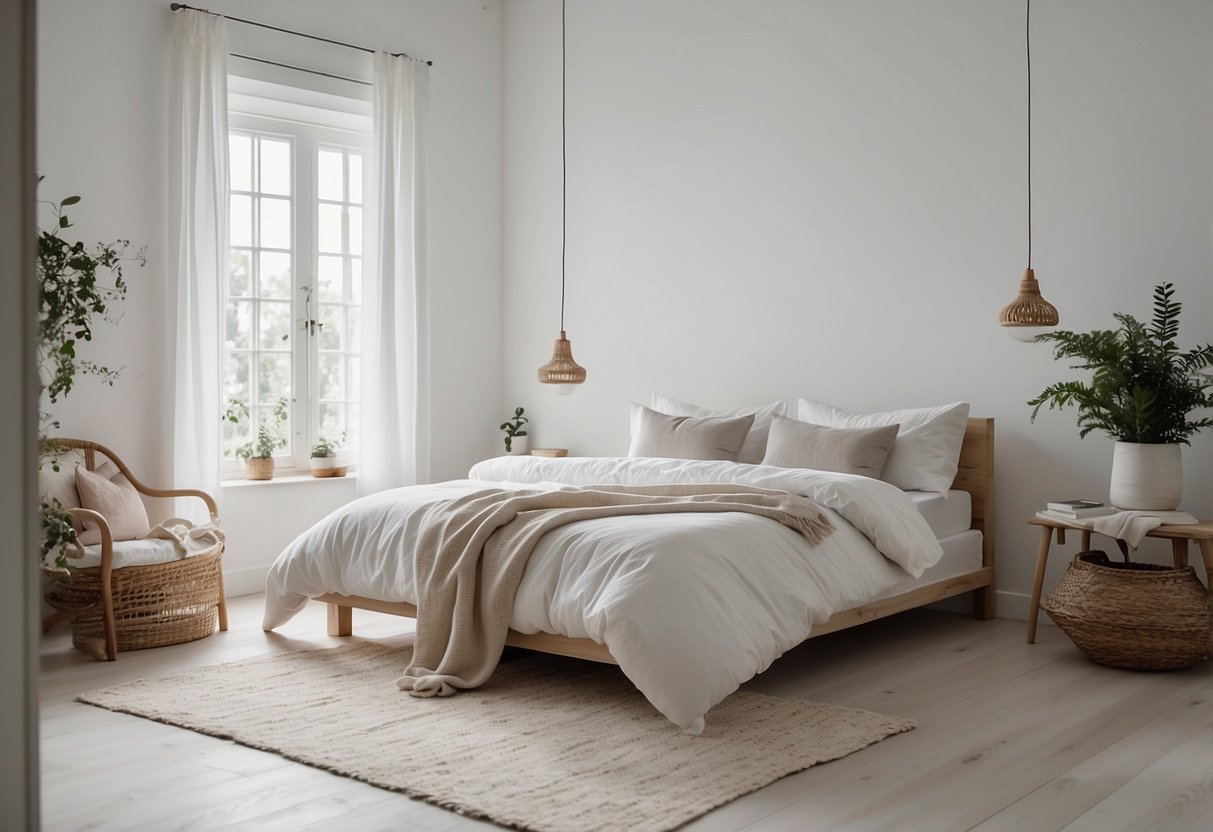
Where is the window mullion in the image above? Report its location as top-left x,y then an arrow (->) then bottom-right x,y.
294,126 -> 317,471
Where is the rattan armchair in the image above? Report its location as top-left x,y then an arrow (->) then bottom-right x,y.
41,439 -> 228,661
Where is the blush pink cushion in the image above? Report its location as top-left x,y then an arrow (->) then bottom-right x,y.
75,464 -> 150,545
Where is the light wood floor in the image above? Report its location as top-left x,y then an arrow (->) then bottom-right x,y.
39,596 -> 1213,831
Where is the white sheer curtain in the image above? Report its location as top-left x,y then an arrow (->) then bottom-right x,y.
360,53 -> 430,495
167,10 -> 228,521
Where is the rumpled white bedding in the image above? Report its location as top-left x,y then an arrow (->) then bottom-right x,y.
264,456 -> 944,732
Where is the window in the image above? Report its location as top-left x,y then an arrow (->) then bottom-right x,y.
223,111 -> 367,475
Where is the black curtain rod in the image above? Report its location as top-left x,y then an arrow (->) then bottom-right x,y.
170,3 -> 434,66
230,53 -> 371,86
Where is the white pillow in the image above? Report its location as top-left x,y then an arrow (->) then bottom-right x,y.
796,399 -> 970,494
648,394 -> 787,465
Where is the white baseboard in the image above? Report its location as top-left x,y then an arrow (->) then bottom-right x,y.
926,589 -> 1043,624
223,565 -> 270,598
993,590 -> 1034,622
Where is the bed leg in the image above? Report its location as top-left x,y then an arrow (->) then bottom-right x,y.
327,602 -> 352,636
972,585 -> 996,620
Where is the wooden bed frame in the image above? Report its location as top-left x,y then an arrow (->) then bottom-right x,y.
317,417 -> 995,664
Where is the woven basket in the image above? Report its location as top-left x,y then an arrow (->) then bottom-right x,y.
244,457 -> 274,480
45,545 -> 224,653
1041,551 -> 1211,671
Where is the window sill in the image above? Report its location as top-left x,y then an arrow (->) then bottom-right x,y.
221,472 -> 357,489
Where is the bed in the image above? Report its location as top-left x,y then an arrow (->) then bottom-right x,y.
264,417 -> 994,731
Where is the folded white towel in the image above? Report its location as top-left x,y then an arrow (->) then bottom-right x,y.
1090,510 -> 1198,549
140,516 -> 226,558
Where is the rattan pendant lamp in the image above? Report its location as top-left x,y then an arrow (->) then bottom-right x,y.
1000,0 -> 1060,342
537,0 -> 587,394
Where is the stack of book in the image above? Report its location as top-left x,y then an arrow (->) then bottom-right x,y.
1041,500 -> 1115,521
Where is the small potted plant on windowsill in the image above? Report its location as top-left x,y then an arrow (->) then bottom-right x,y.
501,406 -> 529,455
310,432 -> 345,478
225,397 -> 288,480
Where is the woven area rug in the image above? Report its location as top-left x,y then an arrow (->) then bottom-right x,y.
78,643 -> 913,832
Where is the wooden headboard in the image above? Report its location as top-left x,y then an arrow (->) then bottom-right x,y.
953,417 -> 995,571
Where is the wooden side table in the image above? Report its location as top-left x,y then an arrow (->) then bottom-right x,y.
1026,516 -> 1213,643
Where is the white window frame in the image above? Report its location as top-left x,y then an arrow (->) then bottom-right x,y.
223,112 -> 368,478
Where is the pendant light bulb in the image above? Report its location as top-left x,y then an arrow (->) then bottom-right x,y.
1006,325 -> 1053,344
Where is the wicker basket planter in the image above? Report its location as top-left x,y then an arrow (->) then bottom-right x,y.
244,457 -> 275,480
1041,551 -> 1211,671
45,545 -> 225,654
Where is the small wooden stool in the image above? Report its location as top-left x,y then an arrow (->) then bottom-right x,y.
1025,515 -> 1213,644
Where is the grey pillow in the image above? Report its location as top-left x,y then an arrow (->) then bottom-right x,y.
761,415 -> 900,478
627,404 -> 755,461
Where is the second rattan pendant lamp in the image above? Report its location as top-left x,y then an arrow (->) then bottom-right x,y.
537,0 -> 587,394
1000,0 -> 1060,342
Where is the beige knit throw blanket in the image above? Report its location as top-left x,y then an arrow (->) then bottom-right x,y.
397,483 -> 834,697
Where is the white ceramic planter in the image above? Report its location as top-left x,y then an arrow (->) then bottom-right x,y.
507,435 -> 530,455
1109,442 -> 1182,510
310,456 -> 337,477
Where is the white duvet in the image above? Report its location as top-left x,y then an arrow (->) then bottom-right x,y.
264,456 -> 944,732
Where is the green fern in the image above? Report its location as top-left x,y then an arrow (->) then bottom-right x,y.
1028,283 -> 1213,444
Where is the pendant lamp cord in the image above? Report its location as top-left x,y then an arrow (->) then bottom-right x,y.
560,0 -> 568,332
1026,0 -> 1032,269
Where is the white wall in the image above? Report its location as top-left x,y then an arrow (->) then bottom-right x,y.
221,476 -> 358,596
502,0 -> 1213,614
38,0 -> 504,583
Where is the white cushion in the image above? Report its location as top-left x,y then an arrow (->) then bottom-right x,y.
72,538 -> 187,569
796,399 -> 970,494
648,394 -> 787,464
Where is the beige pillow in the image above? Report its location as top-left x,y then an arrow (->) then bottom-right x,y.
649,394 -> 787,464
627,404 -> 754,462
75,464 -> 150,545
761,415 -> 900,479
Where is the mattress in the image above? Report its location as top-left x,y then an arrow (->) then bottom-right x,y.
871,529 -> 984,604
908,489 -> 972,539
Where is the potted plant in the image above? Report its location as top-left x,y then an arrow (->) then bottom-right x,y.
1029,283 -> 1213,509
500,406 -> 530,455
310,432 -> 345,478
224,397 -> 288,480
37,189 -> 144,571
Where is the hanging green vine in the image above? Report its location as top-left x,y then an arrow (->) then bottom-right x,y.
37,186 -> 145,571
38,190 -> 144,406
